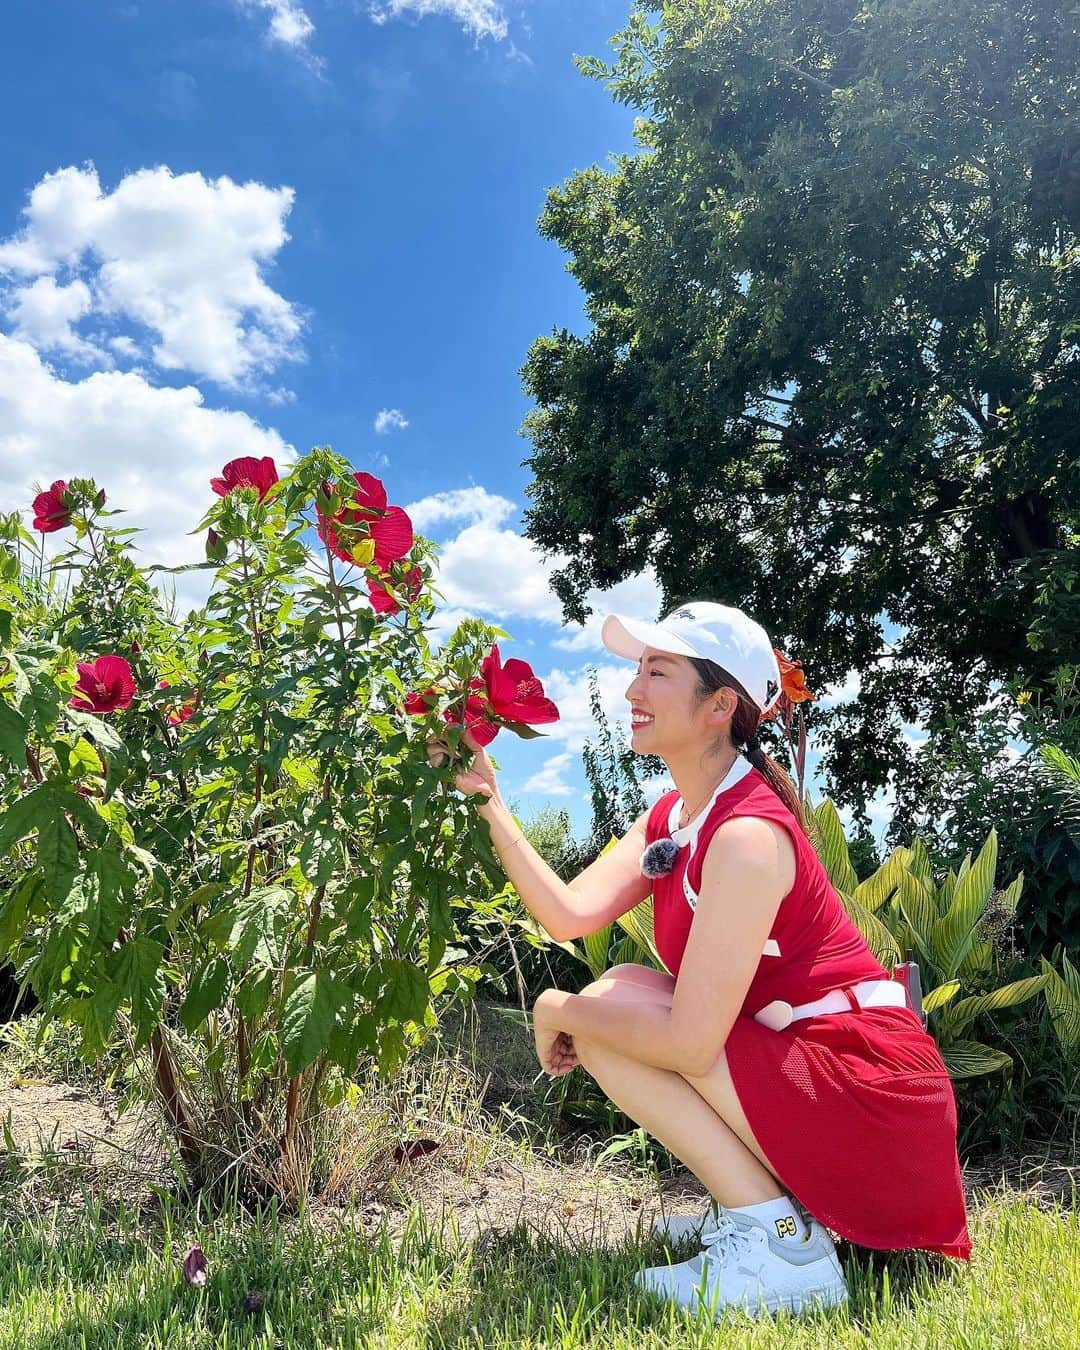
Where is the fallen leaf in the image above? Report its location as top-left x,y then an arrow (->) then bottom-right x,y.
182,1243 -> 208,1286
392,1138 -> 441,1165
243,1291 -> 265,1315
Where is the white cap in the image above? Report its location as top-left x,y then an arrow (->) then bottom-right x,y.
601,601 -> 782,714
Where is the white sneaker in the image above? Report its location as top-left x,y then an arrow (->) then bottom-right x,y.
651,1206 -> 712,1244
636,1207 -> 849,1320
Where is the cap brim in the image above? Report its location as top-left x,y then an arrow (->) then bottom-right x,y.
600,613 -> 699,662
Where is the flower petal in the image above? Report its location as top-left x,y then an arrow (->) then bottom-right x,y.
370,507 -> 413,566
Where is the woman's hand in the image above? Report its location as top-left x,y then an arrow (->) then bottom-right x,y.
532,994 -> 579,1077
427,738 -> 502,804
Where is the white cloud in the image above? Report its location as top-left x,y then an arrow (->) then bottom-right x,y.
7,276 -> 100,361
108,334 -> 140,360
239,1 -> 315,49
432,520 -> 566,623
552,568 -> 665,653
642,774 -> 676,804
0,165 -> 301,389
406,485 -> 517,534
374,407 -> 409,434
536,662 -> 636,753
406,487 -> 662,646
818,668 -> 862,707
522,751 -> 575,798
0,334 -> 293,606
369,1 -> 509,42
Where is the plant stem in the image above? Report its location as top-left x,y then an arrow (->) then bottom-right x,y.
150,1025 -> 202,1176
323,539 -> 348,645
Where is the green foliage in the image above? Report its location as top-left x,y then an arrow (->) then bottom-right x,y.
805,800 -> 1080,1084
893,669 -> 1080,958
520,0 -> 1080,835
0,454 -> 522,1193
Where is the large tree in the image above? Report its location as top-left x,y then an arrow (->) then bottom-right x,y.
521,0 -> 1080,824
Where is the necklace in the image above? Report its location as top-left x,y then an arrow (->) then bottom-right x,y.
676,749 -> 741,830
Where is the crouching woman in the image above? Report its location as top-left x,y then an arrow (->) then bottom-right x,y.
447,601 -> 970,1321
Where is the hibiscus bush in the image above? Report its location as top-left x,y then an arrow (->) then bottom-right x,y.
0,450 -> 560,1198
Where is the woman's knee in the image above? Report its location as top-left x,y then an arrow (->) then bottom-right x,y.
579,963 -> 675,1002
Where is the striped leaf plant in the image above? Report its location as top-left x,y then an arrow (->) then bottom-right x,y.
804,800 -> 1071,1081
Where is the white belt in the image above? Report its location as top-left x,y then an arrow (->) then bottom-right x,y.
753,979 -> 907,1032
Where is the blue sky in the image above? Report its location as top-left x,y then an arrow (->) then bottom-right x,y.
0,0 -> 900,835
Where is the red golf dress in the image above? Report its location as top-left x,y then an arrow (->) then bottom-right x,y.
646,763 -> 971,1260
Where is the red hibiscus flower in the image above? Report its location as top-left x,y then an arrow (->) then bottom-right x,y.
316,472 -> 413,569
210,456 -> 278,501
367,566 -> 423,616
70,656 -> 135,713
403,688 -> 441,716
32,480 -> 72,533
158,680 -> 197,725
481,646 -> 559,725
403,683 -> 498,746
445,693 -> 499,748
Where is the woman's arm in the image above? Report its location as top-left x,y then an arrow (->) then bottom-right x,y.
442,740 -> 651,942
535,816 -> 794,1077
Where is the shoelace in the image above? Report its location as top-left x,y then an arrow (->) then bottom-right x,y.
697,1212 -> 758,1269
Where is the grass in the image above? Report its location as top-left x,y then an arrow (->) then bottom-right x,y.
1,1002 -> 1077,1347
0,1188 -> 1075,1348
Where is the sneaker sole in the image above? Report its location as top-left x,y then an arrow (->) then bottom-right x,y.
707,1282 -> 849,1320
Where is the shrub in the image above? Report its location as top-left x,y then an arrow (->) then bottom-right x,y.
808,801 -> 1079,1082
0,453 -> 560,1199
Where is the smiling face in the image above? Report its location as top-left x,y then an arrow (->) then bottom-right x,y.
625,647 -> 739,758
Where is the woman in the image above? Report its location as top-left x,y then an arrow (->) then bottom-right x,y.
447,601 -> 970,1320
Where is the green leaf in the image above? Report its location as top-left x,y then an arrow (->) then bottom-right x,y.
933,829 -> 997,978
922,980 -> 960,1014
940,1040 -> 1013,1080
375,1022 -> 407,1079
180,956 -> 231,1032
379,959 -> 429,1022
0,873 -> 37,957
8,653 -> 62,733
895,871 -> 937,967
111,937 -> 165,1048
409,768 -> 440,839
0,702 -> 28,768
236,967 -> 275,1023
299,815 -> 341,886
837,891 -> 902,967
995,872 -> 1025,918
582,923 -> 613,981
36,795 -> 80,903
66,710 -> 128,794
852,851 -> 905,913
1040,952 -> 1080,1050
84,848 -> 135,946
615,896 -> 664,969
905,838 -> 935,892
0,783 -> 50,856
87,979 -> 125,1055
281,970 -> 339,1074
942,975 -> 1048,1036
807,799 -> 858,894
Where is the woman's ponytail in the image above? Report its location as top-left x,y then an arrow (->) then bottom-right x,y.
688,658 -> 809,835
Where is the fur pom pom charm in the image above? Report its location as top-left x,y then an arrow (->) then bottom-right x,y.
640,838 -> 679,878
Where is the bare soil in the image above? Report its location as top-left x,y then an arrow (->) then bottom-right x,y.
2,1070 -> 1075,1254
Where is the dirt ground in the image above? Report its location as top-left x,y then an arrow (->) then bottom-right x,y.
2,1070 -> 1075,1252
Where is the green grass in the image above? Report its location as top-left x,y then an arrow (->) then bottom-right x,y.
0,1189 -> 1074,1348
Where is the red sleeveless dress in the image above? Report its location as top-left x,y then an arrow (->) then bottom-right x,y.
646,764 -> 971,1260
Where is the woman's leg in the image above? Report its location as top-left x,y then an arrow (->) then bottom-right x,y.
572,966 -> 784,1206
